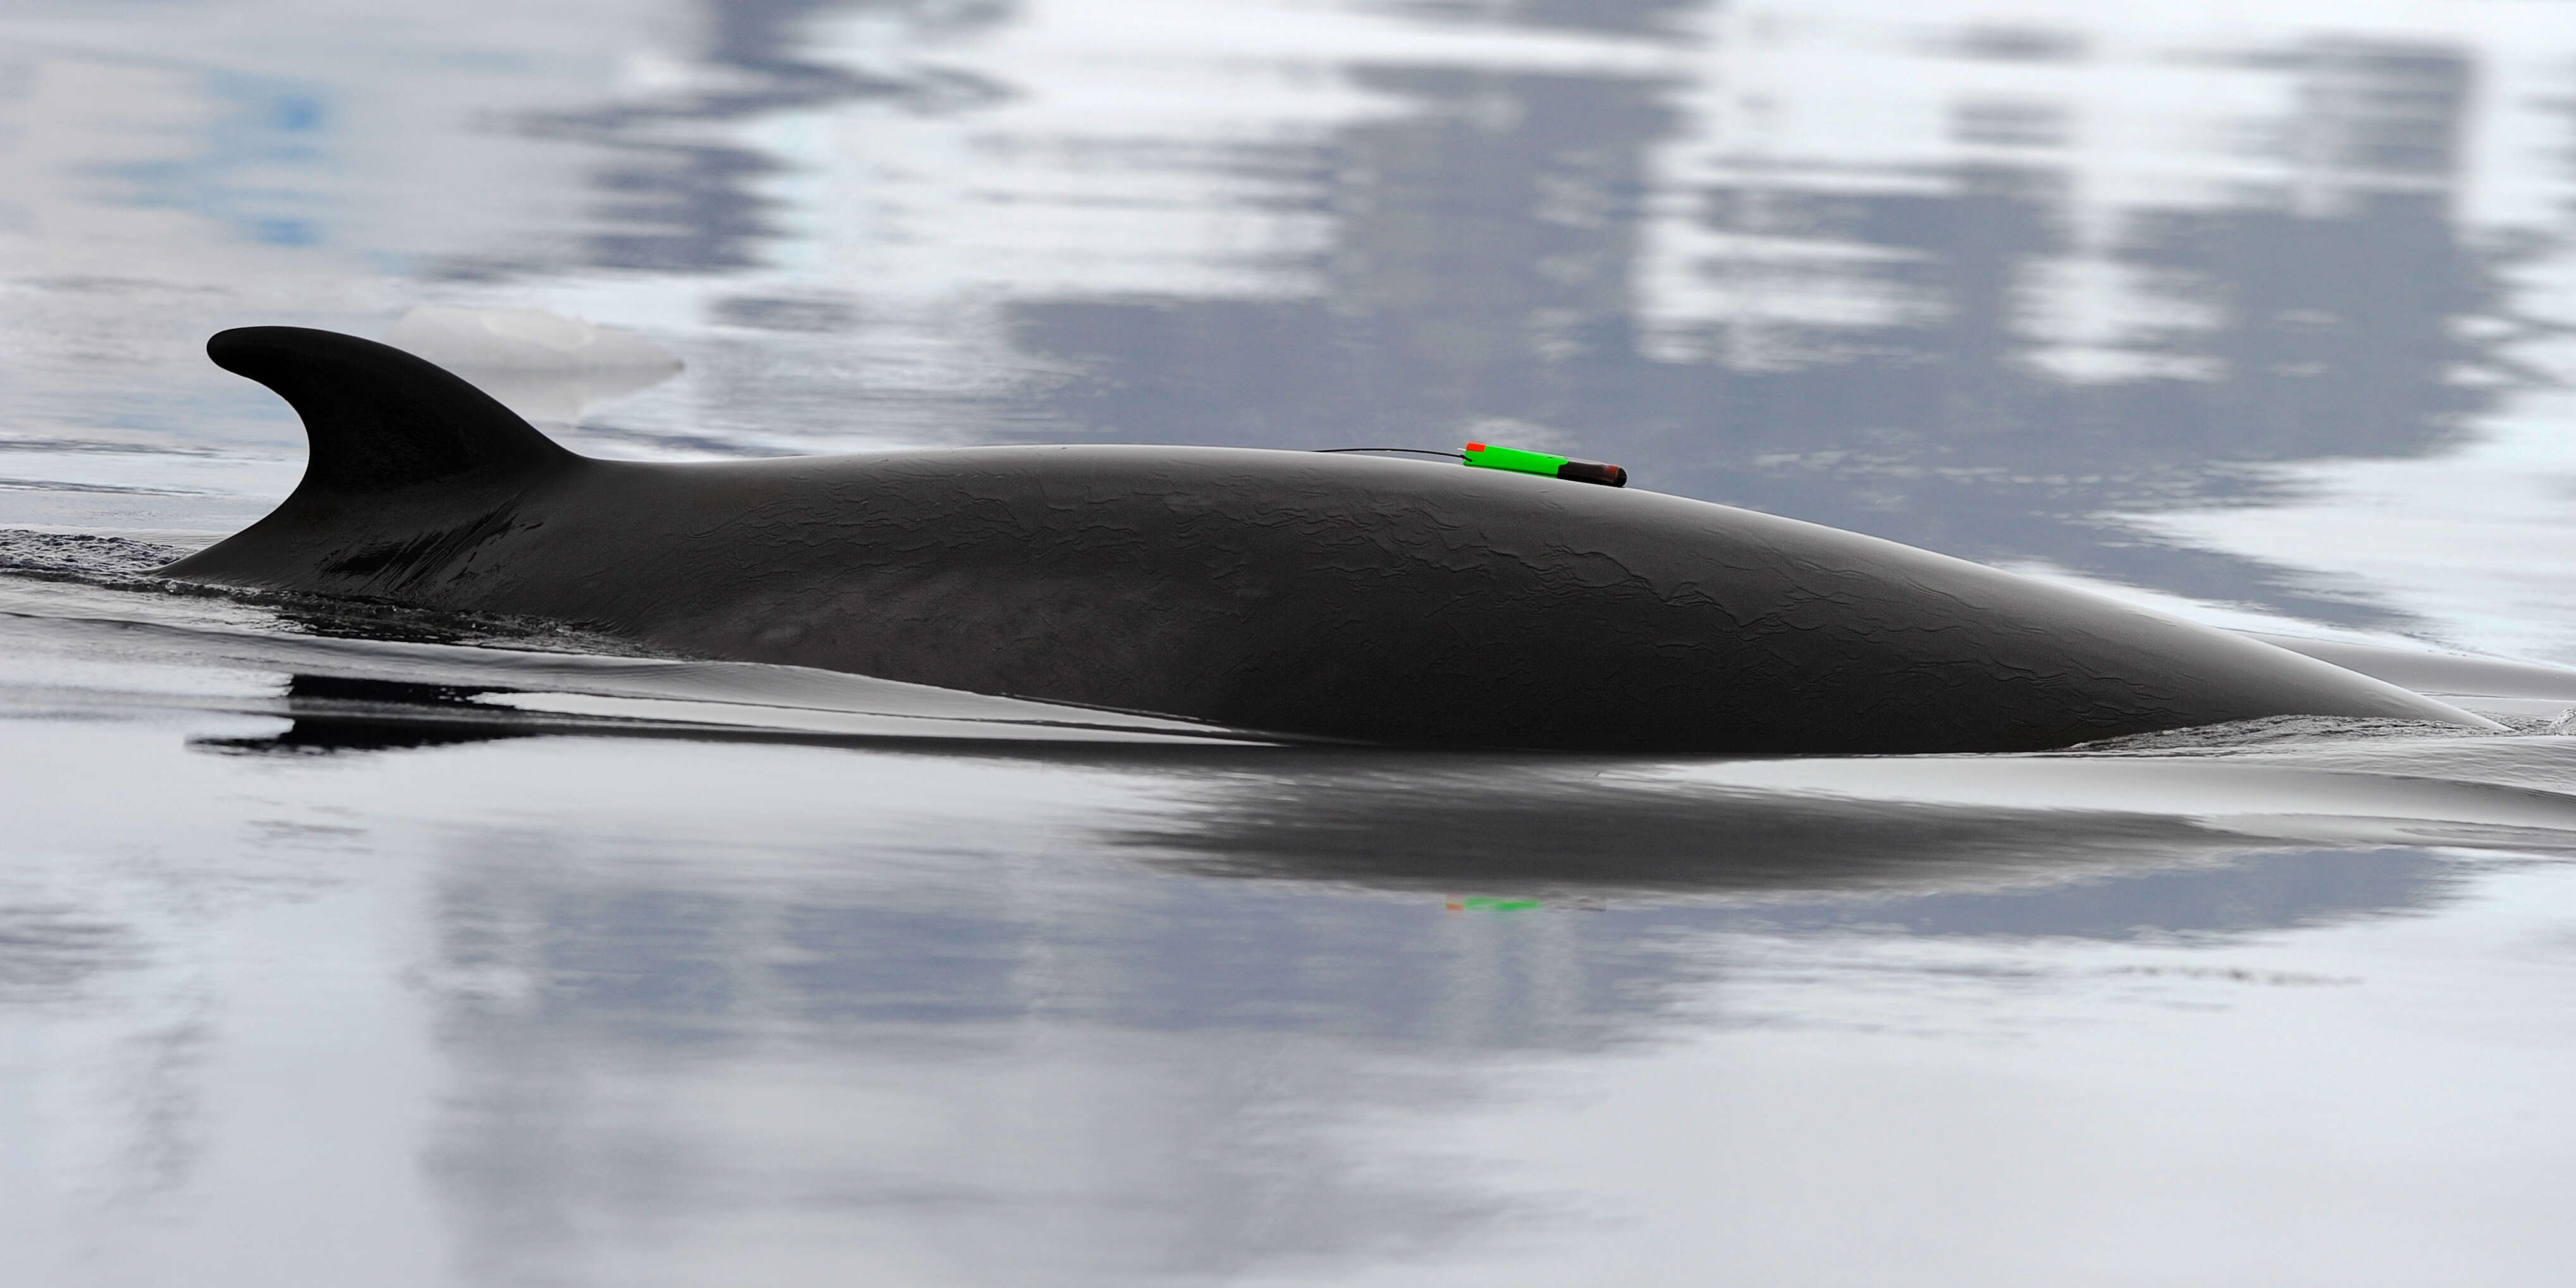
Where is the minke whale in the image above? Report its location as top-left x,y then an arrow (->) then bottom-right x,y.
161,326 -> 2495,753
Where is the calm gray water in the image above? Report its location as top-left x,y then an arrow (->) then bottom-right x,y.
8,1 -> 2576,1284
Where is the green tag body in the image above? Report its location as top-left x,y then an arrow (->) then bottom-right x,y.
1461,442 -> 1628,488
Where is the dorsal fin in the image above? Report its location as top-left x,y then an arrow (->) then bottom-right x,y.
209,326 -> 579,496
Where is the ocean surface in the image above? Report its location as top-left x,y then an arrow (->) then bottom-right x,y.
8,1 -> 2576,1284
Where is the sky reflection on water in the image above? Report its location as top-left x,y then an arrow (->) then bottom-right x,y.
8,0 -> 2576,1284
6,0 -> 2575,649
11,705 -> 2575,1286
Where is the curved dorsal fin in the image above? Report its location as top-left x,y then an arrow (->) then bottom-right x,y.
209,326 -> 579,496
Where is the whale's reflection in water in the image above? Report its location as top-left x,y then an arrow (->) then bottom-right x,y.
393,739 -> 2487,1284
4,573 -> 2571,1284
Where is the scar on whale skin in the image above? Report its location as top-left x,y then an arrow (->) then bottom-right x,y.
159,326 -> 2497,753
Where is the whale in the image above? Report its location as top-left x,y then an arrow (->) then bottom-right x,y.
158,326 -> 2494,753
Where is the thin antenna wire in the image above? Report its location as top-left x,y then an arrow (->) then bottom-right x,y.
1311,447 -> 1465,460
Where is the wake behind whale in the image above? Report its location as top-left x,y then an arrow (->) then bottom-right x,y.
159,326 -> 2491,752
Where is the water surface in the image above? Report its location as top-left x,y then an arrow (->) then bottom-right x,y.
8,1 -> 2576,1284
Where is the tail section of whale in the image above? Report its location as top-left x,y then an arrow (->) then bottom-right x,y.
204,326 -> 576,500
165,328 -> 584,589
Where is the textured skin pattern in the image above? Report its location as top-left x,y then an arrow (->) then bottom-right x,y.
164,328 -> 2492,752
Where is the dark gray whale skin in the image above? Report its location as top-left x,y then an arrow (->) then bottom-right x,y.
161,326 -> 2493,752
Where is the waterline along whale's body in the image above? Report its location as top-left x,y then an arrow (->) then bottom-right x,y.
163,327 -> 2494,752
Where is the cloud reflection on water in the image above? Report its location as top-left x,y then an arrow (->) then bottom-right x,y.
9,2 -> 2561,623
271,0 -> 2558,632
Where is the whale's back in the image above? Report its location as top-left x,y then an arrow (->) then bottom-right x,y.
535,447 -> 2487,751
